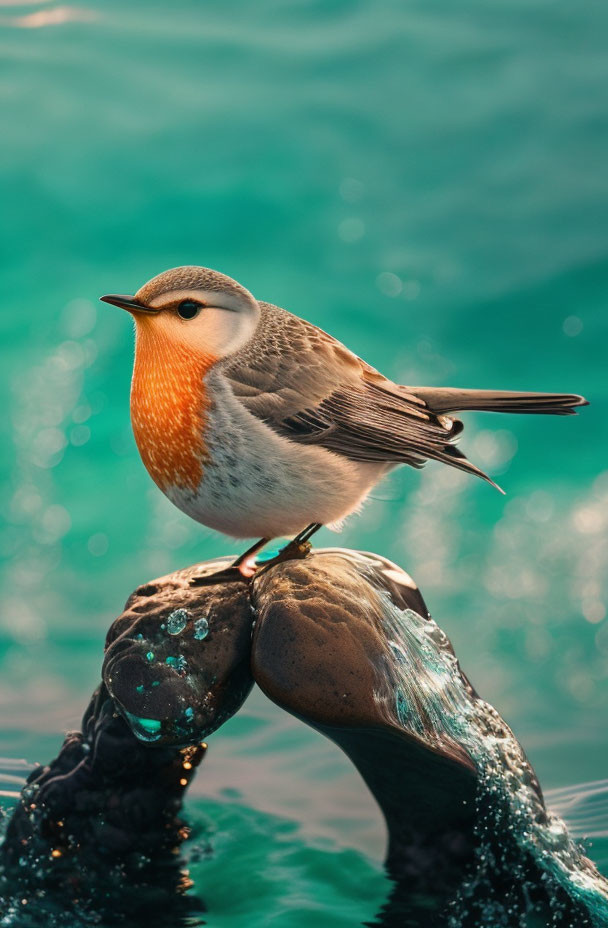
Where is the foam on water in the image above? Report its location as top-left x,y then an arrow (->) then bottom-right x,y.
373,589 -> 608,926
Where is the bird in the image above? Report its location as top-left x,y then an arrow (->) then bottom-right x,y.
101,266 -> 588,584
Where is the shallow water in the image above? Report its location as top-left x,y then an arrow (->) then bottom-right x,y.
0,0 -> 607,924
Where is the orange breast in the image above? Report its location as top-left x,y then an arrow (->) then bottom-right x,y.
130,325 -> 215,493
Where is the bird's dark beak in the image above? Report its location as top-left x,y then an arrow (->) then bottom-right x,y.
99,294 -> 159,314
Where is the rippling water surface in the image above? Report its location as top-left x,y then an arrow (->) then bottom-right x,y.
0,0 -> 607,924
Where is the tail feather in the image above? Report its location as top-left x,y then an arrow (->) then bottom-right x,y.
407,387 -> 588,492
412,388 -> 588,417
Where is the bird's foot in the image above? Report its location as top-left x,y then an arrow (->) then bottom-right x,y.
253,538 -> 313,577
189,565 -> 252,587
189,536 -> 270,587
189,526 -> 322,586
252,524 -> 322,576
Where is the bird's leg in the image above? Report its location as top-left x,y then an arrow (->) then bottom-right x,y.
189,537 -> 270,587
190,525 -> 322,587
254,523 -> 323,576
295,523 -> 324,546
232,537 -> 272,572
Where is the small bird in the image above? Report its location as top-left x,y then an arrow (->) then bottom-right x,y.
101,266 -> 587,583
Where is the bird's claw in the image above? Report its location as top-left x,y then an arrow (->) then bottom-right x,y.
189,539 -> 314,587
189,566 -> 251,587
254,539 -> 312,576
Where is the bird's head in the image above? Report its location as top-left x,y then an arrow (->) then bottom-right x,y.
101,266 -> 260,359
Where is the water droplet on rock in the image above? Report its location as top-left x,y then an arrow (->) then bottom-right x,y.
167,608 -> 189,635
193,617 -> 209,640
166,654 -> 188,674
123,710 -> 162,743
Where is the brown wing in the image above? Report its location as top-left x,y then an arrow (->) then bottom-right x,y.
220,302 -> 493,484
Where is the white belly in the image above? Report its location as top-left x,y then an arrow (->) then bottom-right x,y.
165,374 -> 385,540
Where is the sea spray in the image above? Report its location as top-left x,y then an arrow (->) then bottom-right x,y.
373,591 -> 608,927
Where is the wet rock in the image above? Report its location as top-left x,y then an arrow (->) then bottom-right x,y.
2,548 -> 606,927
103,557 -> 254,745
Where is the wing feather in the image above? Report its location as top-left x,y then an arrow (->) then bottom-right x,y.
220,301 -> 585,493
220,302 -> 482,478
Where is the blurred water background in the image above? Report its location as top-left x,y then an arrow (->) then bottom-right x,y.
0,0 -> 607,923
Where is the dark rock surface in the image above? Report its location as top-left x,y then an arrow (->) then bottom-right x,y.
1,548 -> 604,927
103,556 -> 255,745
250,549 -> 479,886
0,686 -> 206,925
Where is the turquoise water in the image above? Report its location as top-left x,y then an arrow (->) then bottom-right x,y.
0,0 -> 607,923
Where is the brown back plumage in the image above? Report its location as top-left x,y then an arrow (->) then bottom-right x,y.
220,301 -> 588,492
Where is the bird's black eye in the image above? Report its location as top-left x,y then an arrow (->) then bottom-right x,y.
177,299 -> 202,320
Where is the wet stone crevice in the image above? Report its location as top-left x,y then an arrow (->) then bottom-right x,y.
0,686 -> 206,925
0,549 -> 607,927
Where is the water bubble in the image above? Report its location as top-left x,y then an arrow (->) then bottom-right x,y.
123,710 -> 162,743
193,617 -> 209,640
69,424 -> 91,447
166,655 -> 187,674
87,532 -> 109,557
376,272 -> 403,298
166,608 -> 189,635
582,600 -> 606,624
32,427 -> 66,468
72,403 -> 91,425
